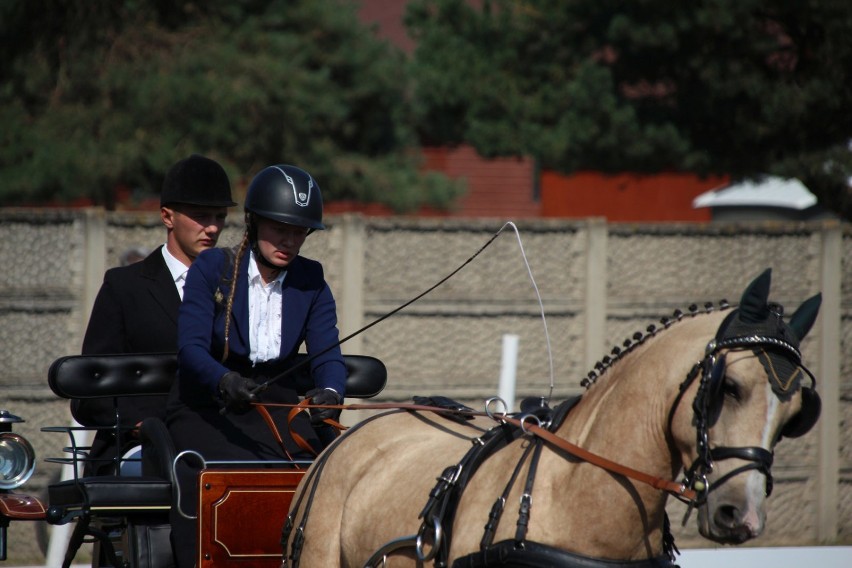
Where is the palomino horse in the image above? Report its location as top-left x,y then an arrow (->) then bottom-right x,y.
284,269 -> 822,567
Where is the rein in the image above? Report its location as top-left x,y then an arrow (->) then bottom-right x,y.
498,414 -> 696,501
260,398 -> 697,501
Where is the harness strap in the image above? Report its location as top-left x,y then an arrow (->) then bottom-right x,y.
419,421 -> 523,567
453,539 -> 679,568
481,441 -> 536,550
282,410 -> 405,568
286,401 -> 320,458
514,440 -> 544,546
259,399 -> 483,416
708,446 -> 775,497
252,398 -> 348,463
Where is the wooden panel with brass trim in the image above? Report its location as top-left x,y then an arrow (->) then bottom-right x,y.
198,468 -> 306,567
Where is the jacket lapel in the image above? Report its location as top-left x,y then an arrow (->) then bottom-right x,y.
141,246 -> 180,326
280,258 -> 308,357
231,250 -> 251,350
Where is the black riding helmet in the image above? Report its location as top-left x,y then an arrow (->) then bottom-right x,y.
244,165 -> 324,230
244,165 -> 325,268
160,154 -> 236,207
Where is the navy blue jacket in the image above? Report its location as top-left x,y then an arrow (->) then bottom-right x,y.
166,246 -> 346,467
176,246 -> 346,397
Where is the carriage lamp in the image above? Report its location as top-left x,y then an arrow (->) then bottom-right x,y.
0,409 -> 44,562
0,410 -> 36,491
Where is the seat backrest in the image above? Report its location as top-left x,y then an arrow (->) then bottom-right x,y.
288,353 -> 388,398
47,352 -> 387,400
341,354 -> 387,398
47,352 -> 178,400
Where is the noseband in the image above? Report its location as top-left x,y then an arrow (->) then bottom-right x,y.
668,332 -> 818,519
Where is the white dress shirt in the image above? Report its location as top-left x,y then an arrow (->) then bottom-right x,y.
248,250 -> 287,365
161,244 -> 189,300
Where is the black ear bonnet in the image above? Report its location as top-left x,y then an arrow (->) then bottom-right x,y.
708,269 -> 821,439
714,269 -> 821,402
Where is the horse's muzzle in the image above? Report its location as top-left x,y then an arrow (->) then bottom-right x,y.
698,495 -> 765,544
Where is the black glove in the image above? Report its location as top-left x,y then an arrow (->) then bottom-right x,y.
218,372 -> 259,413
305,388 -> 342,426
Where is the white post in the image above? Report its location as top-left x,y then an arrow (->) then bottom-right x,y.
817,222 -> 841,543
499,334 -> 519,413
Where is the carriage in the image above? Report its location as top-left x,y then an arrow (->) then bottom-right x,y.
0,352 -> 387,568
0,268 -> 822,567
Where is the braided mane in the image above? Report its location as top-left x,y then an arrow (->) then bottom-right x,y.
580,300 -> 733,389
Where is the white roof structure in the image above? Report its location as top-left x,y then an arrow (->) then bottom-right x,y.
693,176 -> 818,210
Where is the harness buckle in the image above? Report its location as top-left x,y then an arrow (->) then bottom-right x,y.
441,464 -> 463,485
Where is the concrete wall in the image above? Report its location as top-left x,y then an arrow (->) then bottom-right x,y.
0,209 -> 849,563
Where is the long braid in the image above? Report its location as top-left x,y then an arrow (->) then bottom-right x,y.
221,232 -> 250,363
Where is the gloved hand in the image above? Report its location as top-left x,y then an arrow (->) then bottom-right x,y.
305,388 -> 342,426
218,372 -> 259,413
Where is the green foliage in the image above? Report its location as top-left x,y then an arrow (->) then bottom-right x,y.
0,0 -> 462,212
406,0 -> 852,218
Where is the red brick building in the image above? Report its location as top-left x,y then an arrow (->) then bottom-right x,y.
357,1 -> 725,222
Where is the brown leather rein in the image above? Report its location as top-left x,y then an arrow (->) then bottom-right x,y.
254,399 -> 697,501
499,414 -> 695,500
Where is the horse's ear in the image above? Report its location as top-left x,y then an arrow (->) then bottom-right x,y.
788,293 -> 821,340
739,268 -> 772,323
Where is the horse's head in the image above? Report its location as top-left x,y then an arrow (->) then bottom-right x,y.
670,269 -> 821,544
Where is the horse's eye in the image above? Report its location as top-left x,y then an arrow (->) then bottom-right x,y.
722,379 -> 741,401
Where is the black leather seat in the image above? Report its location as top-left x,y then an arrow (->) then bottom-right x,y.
43,353 -> 178,568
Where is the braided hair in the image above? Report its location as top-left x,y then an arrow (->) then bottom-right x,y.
220,232 -> 250,363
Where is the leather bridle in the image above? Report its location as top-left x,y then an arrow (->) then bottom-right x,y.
666,333 -> 816,520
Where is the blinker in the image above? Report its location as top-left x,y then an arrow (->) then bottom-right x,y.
707,353 -> 726,425
780,385 -> 821,439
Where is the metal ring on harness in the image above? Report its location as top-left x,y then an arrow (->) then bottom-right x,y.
362,534 -> 418,568
485,397 -> 508,420
517,413 -> 542,434
415,515 -> 443,562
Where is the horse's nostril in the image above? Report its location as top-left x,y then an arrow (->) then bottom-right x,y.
714,504 -> 739,529
713,504 -> 758,543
